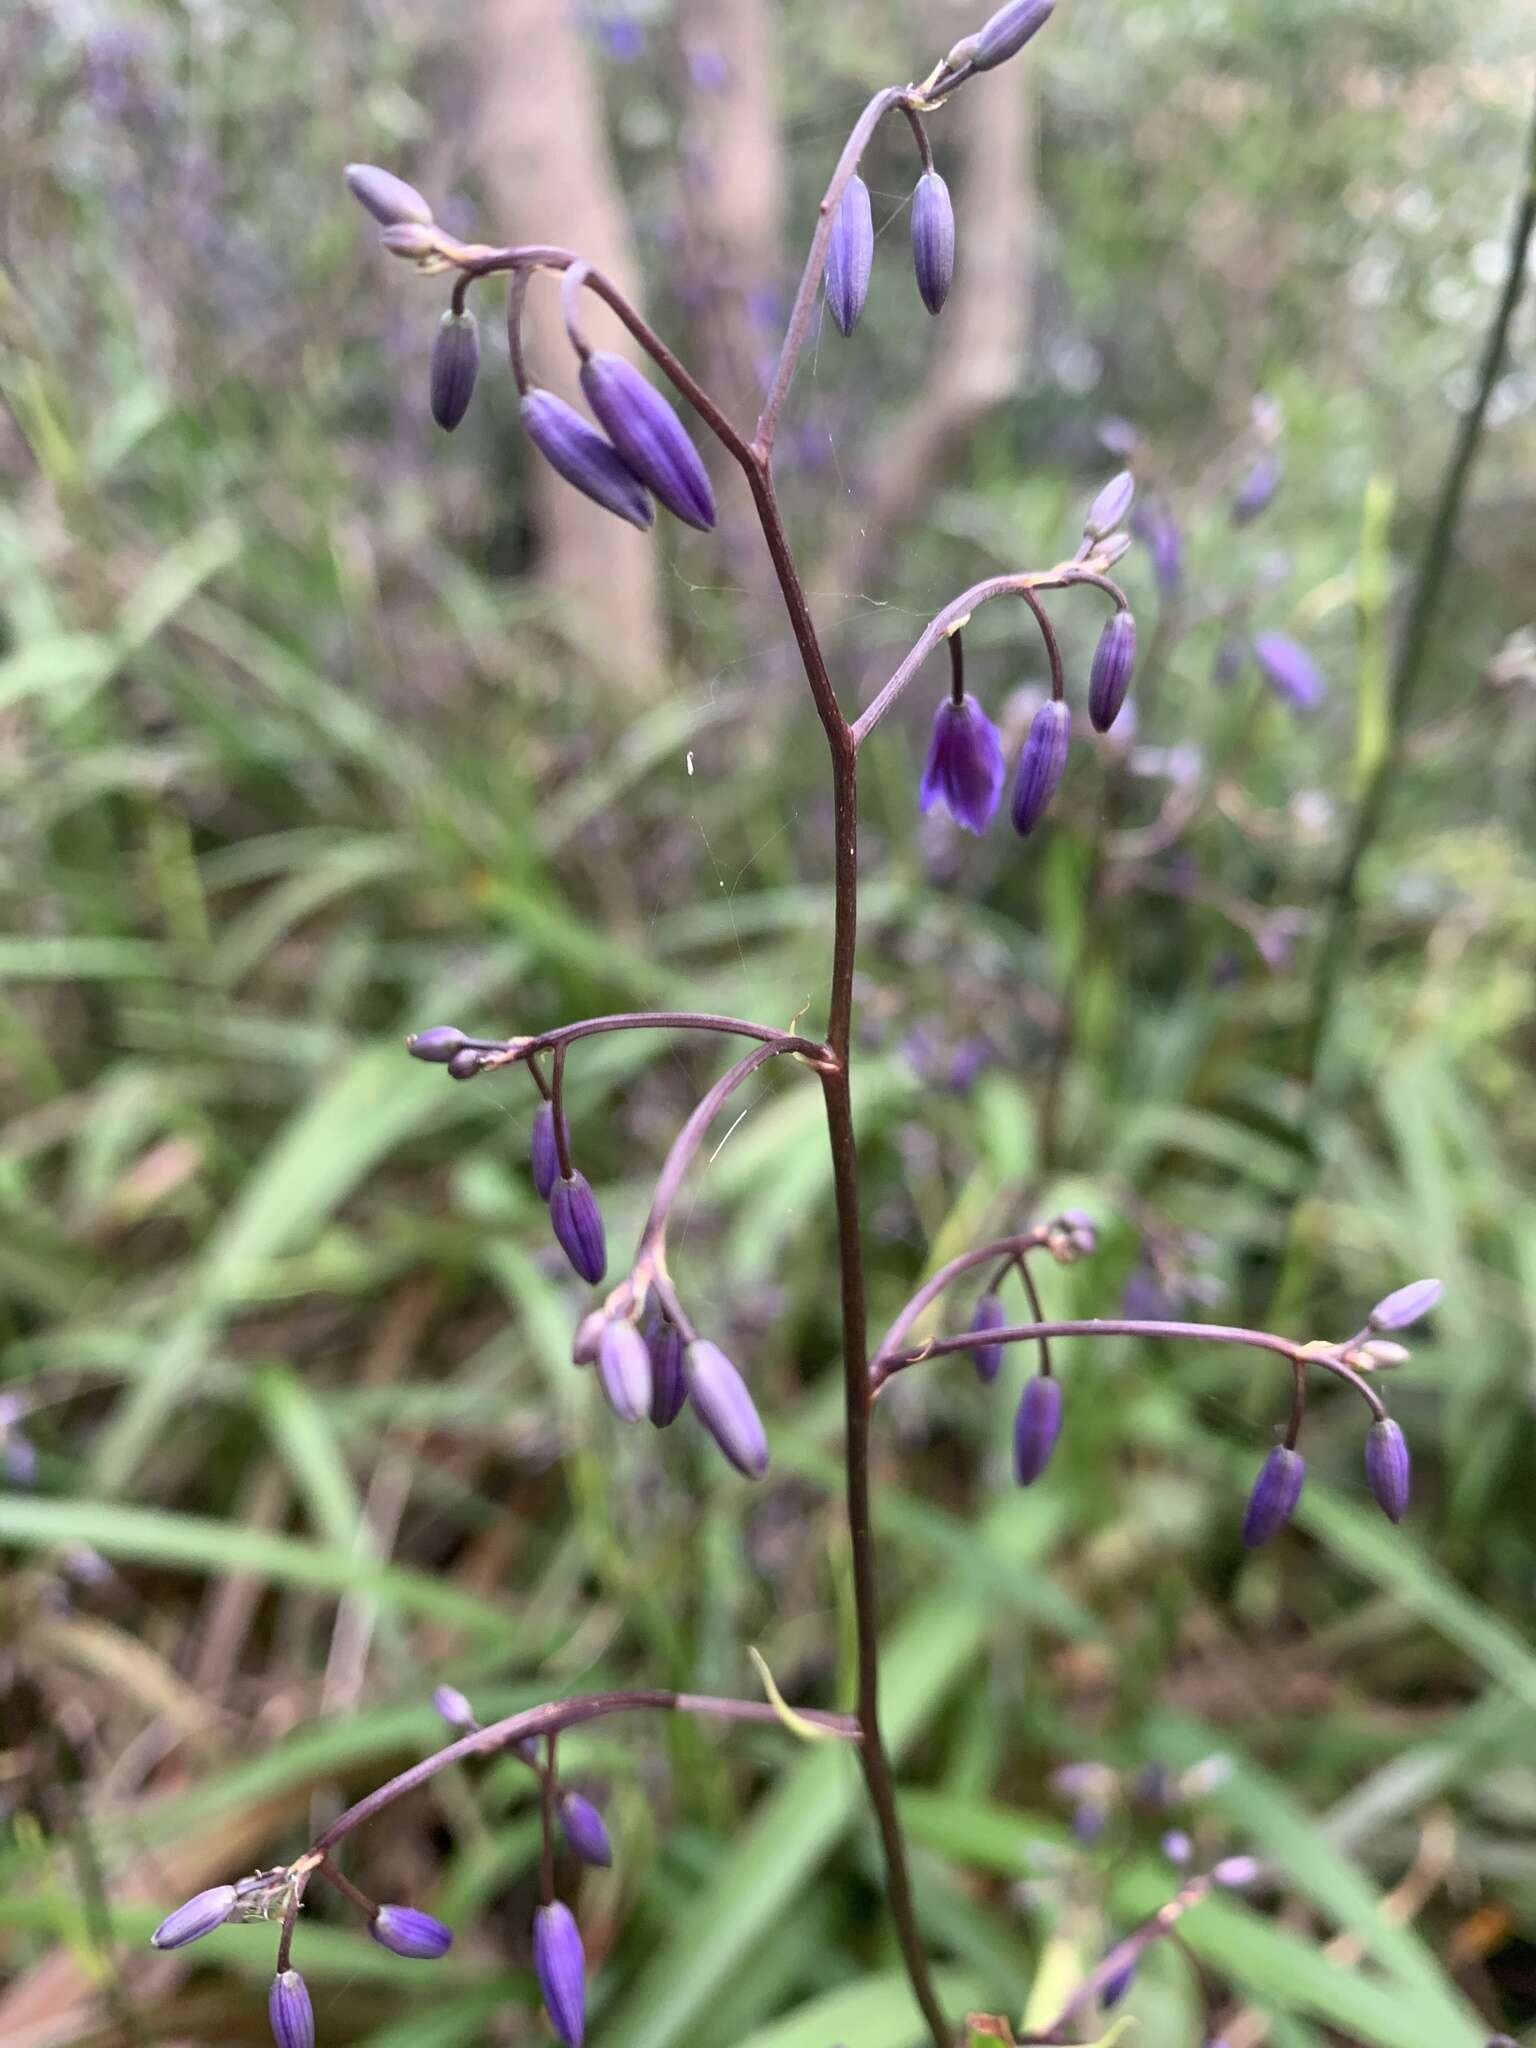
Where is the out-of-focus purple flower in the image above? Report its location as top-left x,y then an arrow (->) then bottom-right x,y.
645,1305 -> 688,1428
521,391 -> 656,530
579,353 -> 716,530
688,44 -> 730,92
684,1341 -> 769,1478
430,311 -> 480,433
1013,1375 -> 1064,1484
549,1173 -> 607,1286
559,1791 -> 614,1866
1232,453 -> 1282,525
597,1321 -> 653,1422
1162,1828 -> 1193,1865
269,1970 -> 315,2048
1135,497 -> 1183,595
1098,416 -> 1139,458
434,1684 -> 479,1732
1088,611 -> 1137,733
531,1103 -> 563,1201
596,14 -> 645,62
151,1885 -> 238,1950
534,1902 -> 586,2047
1241,1445 -> 1306,1548
372,1906 -> 454,1959
968,1292 -> 1006,1383
1252,632 -> 1326,711
1213,636 -> 1247,686
919,694 -> 1006,833
1365,1418 -> 1410,1522
3,1429 -> 37,1486
408,1025 -> 468,1063
1010,700 -> 1071,837
1084,470 -> 1135,540
947,1038 -> 992,1094
910,172 -> 955,315
345,163 -> 434,228
1072,1800 -> 1107,1841
1213,1854 -> 1260,1888
965,0 -> 1056,71
1047,1209 -> 1098,1263
1367,1278 -> 1442,1331
825,175 -> 874,338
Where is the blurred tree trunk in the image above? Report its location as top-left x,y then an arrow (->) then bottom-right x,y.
474,0 -> 665,686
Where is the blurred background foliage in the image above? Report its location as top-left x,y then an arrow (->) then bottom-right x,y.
1,0 -> 1534,2043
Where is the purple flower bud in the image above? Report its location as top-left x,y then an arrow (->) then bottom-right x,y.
1241,1444 -> 1306,1548
559,1791 -> 614,1866
1365,1418 -> 1410,1523
578,352 -> 716,530
1072,1800 -> 1107,1841
919,694 -> 1006,834
372,1905 -> 455,1959
1087,611 -> 1137,733
345,163 -> 434,228
446,1047 -> 482,1080
269,1970 -> 315,2048
1367,1277 -> 1442,1331
969,0 -> 1055,70
433,1683 -> 479,1732
1213,1854 -> 1260,1888
824,175 -> 874,338
520,390 -> 655,531
1098,416 -> 1140,458
645,1306 -> 688,1427
597,1320 -> 653,1422
1232,453 -> 1282,526
150,1884 -> 238,1950
684,1340 -> 769,1478
408,1025 -> 468,1063
1010,699 -> 1071,837
533,1902 -> 586,2047
1084,470 -> 1135,540
910,172 -> 955,316
549,1173 -> 607,1286
430,311 -> 479,433
1013,1375 -> 1063,1484
1252,632 -> 1326,711
380,223 -> 439,259
531,1103 -> 563,1200
1135,497 -> 1183,594
1100,1951 -> 1137,2009
968,1292 -> 1005,1384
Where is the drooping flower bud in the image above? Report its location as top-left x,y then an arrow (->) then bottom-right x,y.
578,353 -> 716,530
910,172 -> 955,316
968,1292 -> 1005,1384
433,1683 -> 479,1733
447,1047 -> 482,1080
1240,1445 -> 1306,1548
1365,1418 -> 1410,1523
549,1173 -> 608,1286
268,1969 -> 316,2048
824,175 -> 874,338
1010,699 -> 1071,837
1252,632 -> 1325,711
1232,454 -> 1282,526
150,1885 -> 238,1950
531,1103 -> 562,1201
684,1340 -> 769,1478
645,1305 -> 688,1427
520,390 -> 655,531
380,222 -> 439,260
919,695 -> 1006,834
408,1025 -> 468,1063
597,1321 -> 653,1422
371,1905 -> 455,1959
533,1902 -> 587,2047
344,163 -> 434,228
967,0 -> 1055,71
1367,1277 -> 1442,1332
1087,610 -> 1137,733
1013,1375 -> 1064,1484
559,1791 -> 614,1866
429,311 -> 479,433
1083,470 -> 1135,541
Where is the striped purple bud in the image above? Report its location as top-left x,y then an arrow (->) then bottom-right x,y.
968,1292 -> 1005,1384
597,1320 -> 653,1422
433,1684 -> 479,1732
1365,1418 -> 1410,1523
1083,470 -> 1135,541
408,1025 -> 468,1063
825,175 -> 874,338
430,311 -> 479,433
910,172 -> 955,316
520,390 -> 655,531
345,163 -> 434,228
578,352 -> 716,530
371,1905 -> 454,1959
1367,1277 -> 1442,1331
1232,453 -> 1282,526
1252,632 -> 1325,711
531,1103 -> 562,1201
150,1885 -> 238,1950
645,1305 -> 688,1427
1013,1375 -> 1063,1484
919,694 -> 1006,833
684,1340 -> 769,1478
967,0 -> 1055,70
1010,699 -> 1071,836
1241,1445 -> 1305,1548
559,1791 -> 614,1866
533,1902 -> 586,2047
1088,611 -> 1137,733
268,1970 -> 315,2048
549,1173 -> 607,1286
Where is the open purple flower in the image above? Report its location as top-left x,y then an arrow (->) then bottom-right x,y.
534,1902 -> 586,2047
911,172 -> 955,315
1241,1444 -> 1305,1547
825,175 -> 874,337
578,351 -> 716,530
372,1905 -> 454,1959
1010,700 -> 1070,836
919,695 -> 1006,833
1252,632 -> 1325,711
549,1173 -> 607,1285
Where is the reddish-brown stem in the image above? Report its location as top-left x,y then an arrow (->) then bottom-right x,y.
475,1010 -> 827,1070
948,630 -> 965,706
1018,1258 -> 1053,1378
550,1044 -> 574,1181
540,1735 -> 558,1905
315,1858 -> 379,1921
1018,587 -> 1066,702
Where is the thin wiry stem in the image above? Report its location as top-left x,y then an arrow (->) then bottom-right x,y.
461,1009 -> 829,1071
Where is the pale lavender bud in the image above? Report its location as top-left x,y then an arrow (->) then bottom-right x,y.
1013,1375 -> 1064,1484
969,0 -> 1055,70
408,1025 -> 468,1063
531,1103 -> 562,1200
578,352 -> 716,530
597,1321 -> 653,1422
919,695 -> 1006,833
345,163 -> 434,228
1010,699 -> 1071,837
684,1340 -> 769,1478
1232,453 -> 1282,525
1365,1418 -> 1410,1523
559,1791 -> 614,1866
433,1684 -> 479,1732
1241,1445 -> 1305,1548
372,1905 -> 454,1959
825,175 -> 874,338
150,1884 -> 238,1950
1367,1277 -> 1442,1331
430,311 -> 479,433
1088,611 -> 1137,733
910,172 -> 955,316
968,1292 -> 1005,1384
520,390 -> 655,531
1252,632 -> 1326,711
645,1306 -> 688,1428
1083,470 -> 1135,541
549,1173 -> 607,1286
380,222 -> 439,259
269,1970 -> 315,2048
533,1902 -> 586,2047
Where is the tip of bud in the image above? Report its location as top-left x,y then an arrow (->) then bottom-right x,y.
345,163 -> 435,228
269,1969 -> 316,2048
372,1905 -> 454,1960
408,1025 -> 468,1063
